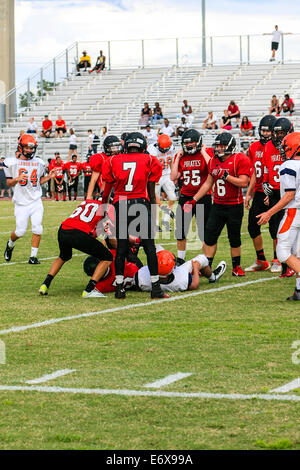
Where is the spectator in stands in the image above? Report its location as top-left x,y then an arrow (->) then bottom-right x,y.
39,115 -> 53,138
277,94 -> 295,116
269,95 -> 280,115
89,50 -> 106,74
87,129 -> 95,157
27,117 -> 37,134
139,102 -> 152,126
176,117 -> 190,137
240,116 -> 253,137
68,128 -> 78,160
76,51 -> 91,75
143,124 -> 157,145
202,111 -> 218,131
228,101 -> 240,127
55,115 -> 67,139
159,118 -> 175,137
220,110 -> 232,130
181,99 -> 194,124
151,102 -> 163,124
0,157 -> 11,198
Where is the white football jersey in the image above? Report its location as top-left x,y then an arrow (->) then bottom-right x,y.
148,143 -> 176,176
4,156 -> 45,205
279,160 -> 300,209
135,263 -> 192,292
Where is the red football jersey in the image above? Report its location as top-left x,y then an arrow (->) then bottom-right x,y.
177,150 -> 211,197
61,200 -> 104,234
65,161 -> 81,178
53,161 -> 65,180
102,152 -> 162,203
81,162 -> 93,176
95,249 -> 138,292
262,140 -> 284,190
209,153 -> 251,205
89,152 -> 108,188
248,140 -> 265,193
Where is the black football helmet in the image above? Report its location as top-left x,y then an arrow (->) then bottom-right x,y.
181,129 -> 202,155
83,256 -> 100,277
213,132 -> 236,159
103,135 -> 122,156
124,132 -> 147,153
258,115 -> 277,145
272,118 -> 294,149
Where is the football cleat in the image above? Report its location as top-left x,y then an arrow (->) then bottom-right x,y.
151,281 -> 170,299
232,265 -> 246,277
82,289 -> 106,298
210,261 -> 227,283
4,241 -> 14,262
39,284 -> 48,296
286,290 -> 300,301
115,283 -> 126,299
162,221 -> 172,232
245,259 -> 270,272
270,259 -> 282,273
279,268 -> 295,278
28,257 -> 41,265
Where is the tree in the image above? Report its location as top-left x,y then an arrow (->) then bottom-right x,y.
19,91 -> 36,109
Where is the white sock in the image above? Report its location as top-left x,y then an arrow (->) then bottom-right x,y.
209,273 -> 216,282
296,276 -> 300,291
151,275 -> 159,283
31,247 -> 38,258
8,239 -> 15,248
115,275 -> 124,285
178,250 -> 186,260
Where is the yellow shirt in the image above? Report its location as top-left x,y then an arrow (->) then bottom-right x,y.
80,55 -> 91,63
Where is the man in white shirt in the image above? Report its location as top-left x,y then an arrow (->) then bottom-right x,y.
158,118 -> 175,138
143,124 -> 157,145
257,132 -> 300,300
264,25 -> 291,61
3,134 -> 56,264
202,111 -> 218,130
27,117 -> 37,135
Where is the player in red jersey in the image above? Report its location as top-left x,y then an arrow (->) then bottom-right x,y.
101,131 -> 168,299
262,117 -> 294,276
185,133 -> 251,276
39,200 -> 113,297
86,135 -> 123,200
52,154 -> 66,201
244,115 -> 276,272
171,129 -> 213,264
64,154 -> 82,201
81,157 -> 95,199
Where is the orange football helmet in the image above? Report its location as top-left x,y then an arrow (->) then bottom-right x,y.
18,134 -> 37,159
280,132 -> 300,161
157,250 -> 175,276
157,134 -> 172,153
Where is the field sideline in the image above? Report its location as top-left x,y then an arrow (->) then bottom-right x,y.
0,199 -> 299,450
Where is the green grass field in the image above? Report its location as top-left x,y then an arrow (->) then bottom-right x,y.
0,199 -> 299,450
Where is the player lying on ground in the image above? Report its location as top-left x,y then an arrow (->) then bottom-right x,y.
257,132 -> 300,301
39,199 -> 113,298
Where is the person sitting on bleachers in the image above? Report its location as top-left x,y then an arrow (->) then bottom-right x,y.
269,95 -> 280,115
76,51 -> 91,75
240,116 -> 253,137
277,94 -> 295,116
39,115 -> 53,138
220,110 -> 232,131
181,99 -> 194,124
55,115 -> 67,139
89,50 -> 106,74
202,111 -> 218,131
228,100 -> 240,127
176,117 -> 190,136
143,124 -> 157,145
159,118 -> 175,137
138,102 -> 152,126
27,117 -> 37,135
151,102 -> 164,124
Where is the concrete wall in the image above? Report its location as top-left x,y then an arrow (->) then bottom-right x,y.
0,0 -> 15,117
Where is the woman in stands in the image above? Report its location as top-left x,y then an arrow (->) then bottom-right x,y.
228,100 -> 241,127
220,110 -> 232,131
68,128 -> 78,161
240,116 -> 253,137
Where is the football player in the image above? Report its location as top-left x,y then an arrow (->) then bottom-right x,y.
261,117 -> 294,277
101,132 -> 169,300
245,115 -> 276,272
3,134 -> 56,264
65,154 -> 82,201
257,132 -> 300,300
39,199 -> 113,297
53,154 -> 66,201
81,157 -> 95,200
134,246 -> 226,292
184,132 -> 251,276
148,134 -> 176,231
171,129 -> 213,264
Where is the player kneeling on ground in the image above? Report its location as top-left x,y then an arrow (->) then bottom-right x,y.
257,132 -> 300,301
134,246 -> 226,292
39,199 -> 113,298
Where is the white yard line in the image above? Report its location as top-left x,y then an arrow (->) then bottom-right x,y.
270,378 -> 300,394
25,369 -> 76,384
0,226 -> 59,235
0,252 -> 85,267
0,277 -> 277,336
0,384 -> 299,402
144,372 -> 192,388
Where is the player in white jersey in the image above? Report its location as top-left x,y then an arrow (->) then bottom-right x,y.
148,134 -> 176,231
257,132 -> 300,300
3,134 -> 56,264
134,245 -> 226,292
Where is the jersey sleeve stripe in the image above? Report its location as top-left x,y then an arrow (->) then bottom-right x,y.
280,168 -> 297,177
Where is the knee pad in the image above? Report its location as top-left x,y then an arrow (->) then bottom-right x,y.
276,243 -> 290,264
192,254 -> 208,269
15,229 -> 26,238
248,221 -> 260,239
32,225 -> 43,236
229,238 -> 241,249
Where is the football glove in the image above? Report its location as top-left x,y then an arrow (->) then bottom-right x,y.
217,168 -> 229,180
183,199 -> 197,213
262,182 -> 274,196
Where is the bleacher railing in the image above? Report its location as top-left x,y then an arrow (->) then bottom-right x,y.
1,33 -> 300,120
